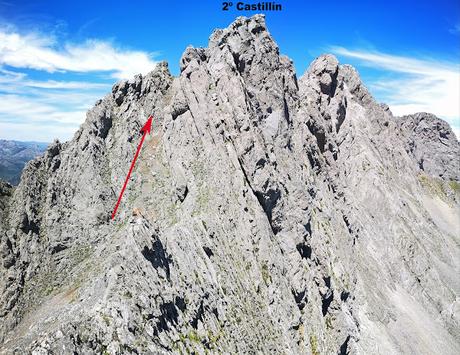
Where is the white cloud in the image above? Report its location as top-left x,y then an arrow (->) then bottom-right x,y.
0,30 -> 157,79
0,72 -> 108,141
331,47 -> 460,136
22,80 -> 108,89
0,60 -> 112,137
0,68 -> 108,91
0,121 -> 78,142
0,94 -> 87,125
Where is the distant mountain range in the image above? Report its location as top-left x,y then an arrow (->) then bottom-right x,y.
0,139 -> 48,185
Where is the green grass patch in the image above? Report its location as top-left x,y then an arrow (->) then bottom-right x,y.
261,262 -> 271,285
418,174 -> 447,199
449,180 -> 460,194
310,334 -> 319,355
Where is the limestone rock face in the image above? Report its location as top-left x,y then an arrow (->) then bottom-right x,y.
398,112 -> 460,181
0,15 -> 459,355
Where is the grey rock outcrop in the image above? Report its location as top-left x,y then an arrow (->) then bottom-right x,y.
0,15 -> 459,355
397,112 -> 460,180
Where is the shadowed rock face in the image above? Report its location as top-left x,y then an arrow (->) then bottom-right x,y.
0,14 -> 459,355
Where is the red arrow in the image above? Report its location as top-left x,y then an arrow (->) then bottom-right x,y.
111,115 -> 153,220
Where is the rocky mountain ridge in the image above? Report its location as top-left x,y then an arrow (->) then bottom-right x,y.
0,15 -> 459,354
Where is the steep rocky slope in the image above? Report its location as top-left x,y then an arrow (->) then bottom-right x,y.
0,15 -> 459,355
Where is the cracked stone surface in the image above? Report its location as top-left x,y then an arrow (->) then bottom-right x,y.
0,15 -> 459,355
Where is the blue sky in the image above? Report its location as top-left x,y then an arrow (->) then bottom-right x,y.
0,0 -> 459,142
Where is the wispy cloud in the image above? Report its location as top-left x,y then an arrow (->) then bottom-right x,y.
0,80 -> 106,141
331,46 -> 460,136
449,23 -> 460,35
0,95 -> 87,125
0,30 -> 157,79
0,67 -> 108,90
0,63 -> 112,141
0,27 -> 158,142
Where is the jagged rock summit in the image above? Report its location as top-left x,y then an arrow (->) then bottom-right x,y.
0,15 -> 459,355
